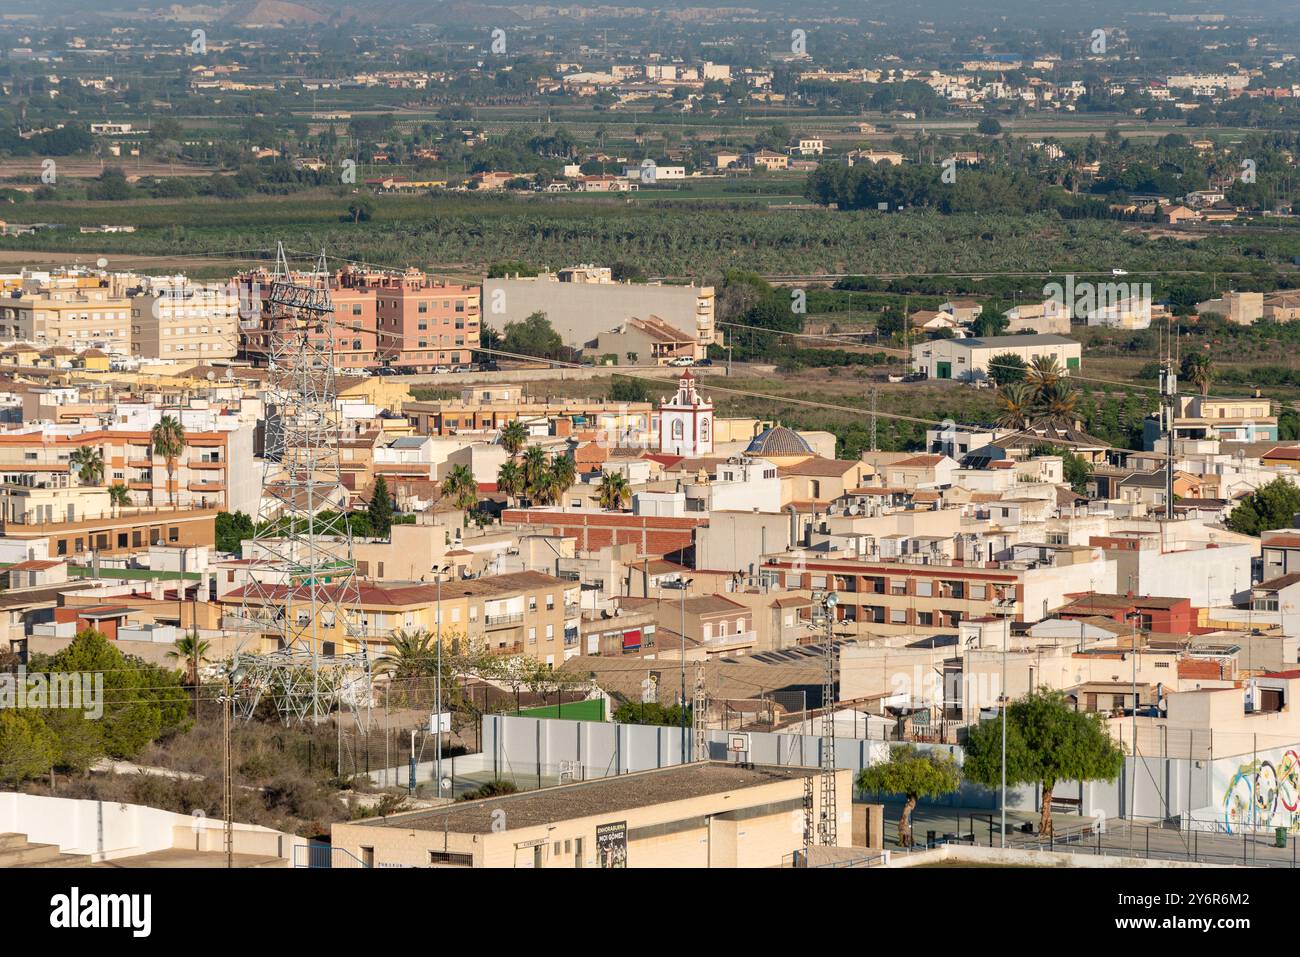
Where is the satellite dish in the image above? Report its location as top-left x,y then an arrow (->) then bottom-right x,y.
96,257 -> 108,268
440,777 -> 452,791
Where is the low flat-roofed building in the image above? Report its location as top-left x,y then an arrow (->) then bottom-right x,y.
331,762 -> 852,868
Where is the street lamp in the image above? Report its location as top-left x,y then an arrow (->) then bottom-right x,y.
673,576 -> 694,762
433,562 -> 451,799
219,659 -> 245,870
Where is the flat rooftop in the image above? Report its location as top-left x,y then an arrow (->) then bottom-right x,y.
356,762 -> 817,834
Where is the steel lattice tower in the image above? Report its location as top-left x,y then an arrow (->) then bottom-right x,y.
692,662 -> 708,761
230,244 -> 371,723
818,633 -> 838,846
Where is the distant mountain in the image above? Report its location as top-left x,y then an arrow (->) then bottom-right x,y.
222,0 -> 333,26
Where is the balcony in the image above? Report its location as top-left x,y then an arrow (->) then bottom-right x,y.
484,612 -> 524,629
189,481 -> 226,493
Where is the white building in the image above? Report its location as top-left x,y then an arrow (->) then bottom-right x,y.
910,334 -> 1081,383
658,371 -> 714,457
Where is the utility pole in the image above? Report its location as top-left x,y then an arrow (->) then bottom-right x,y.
692,662 -> 707,762
819,592 -> 838,847
677,576 -> 694,762
870,388 -> 878,453
1159,356 -> 1177,521
435,562 -> 450,798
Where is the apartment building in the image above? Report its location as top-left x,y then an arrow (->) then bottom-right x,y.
0,277 -> 132,352
239,267 -> 480,372
217,569 -> 579,663
0,424 -> 257,515
763,544 -> 1115,634
1143,394 -> 1278,449
129,276 -> 240,361
405,386 -> 653,445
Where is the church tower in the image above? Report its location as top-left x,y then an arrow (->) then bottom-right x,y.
658,370 -> 714,456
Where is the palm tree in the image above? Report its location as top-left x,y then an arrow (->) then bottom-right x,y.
440,463 -> 479,517
375,628 -> 440,679
597,470 -> 631,511
1026,355 -> 1063,394
500,420 -> 528,458
1182,353 -> 1214,396
150,415 -> 186,507
107,483 -> 131,514
1036,380 -> 1080,427
497,459 -> 524,507
165,633 -> 210,707
521,446 -> 548,504
69,445 -> 104,487
996,382 -> 1034,430
548,455 -> 577,508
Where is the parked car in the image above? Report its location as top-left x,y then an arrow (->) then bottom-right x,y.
695,357 -> 713,366
374,366 -> 399,376
668,356 -> 695,367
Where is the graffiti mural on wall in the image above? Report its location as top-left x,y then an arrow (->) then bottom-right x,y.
1216,748 -> 1300,834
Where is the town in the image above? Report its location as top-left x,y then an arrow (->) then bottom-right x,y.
0,2 -> 1295,922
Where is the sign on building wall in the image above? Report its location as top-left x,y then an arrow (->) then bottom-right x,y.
596,821 -> 628,868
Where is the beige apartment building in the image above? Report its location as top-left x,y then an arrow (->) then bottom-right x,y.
0,280 -> 132,353
0,427 -> 256,515
216,568 -> 580,663
130,277 -> 240,361
331,763 -> 853,868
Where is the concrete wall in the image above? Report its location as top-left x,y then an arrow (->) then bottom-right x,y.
0,792 -> 302,863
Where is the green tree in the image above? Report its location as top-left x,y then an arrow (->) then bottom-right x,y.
1225,477 -> 1300,536
612,701 -> 690,726
995,382 -> 1034,429
971,308 -> 1010,338
375,628 -> 439,679
69,445 -> 104,486
977,117 -> 1003,136
521,446 -> 549,504
165,633 -> 210,688
964,688 -> 1124,837
497,459 -> 525,507
547,455 -> 577,507
215,511 -> 255,553
856,744 -> 962,847
610,376 -> 650,403
503,311 -> 565,361
38,629 -> 189,760
1180,352 -> 1215,397
440,463 -> 479,516
368,475 -> 394,538
150,415 -> 186,507
988,352 -> 1027,387
597,471 -> 631,510
108,483 -> 131,511
345,197 -> 375,223
0,711 -> 56,785
499,420 -> 528,458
